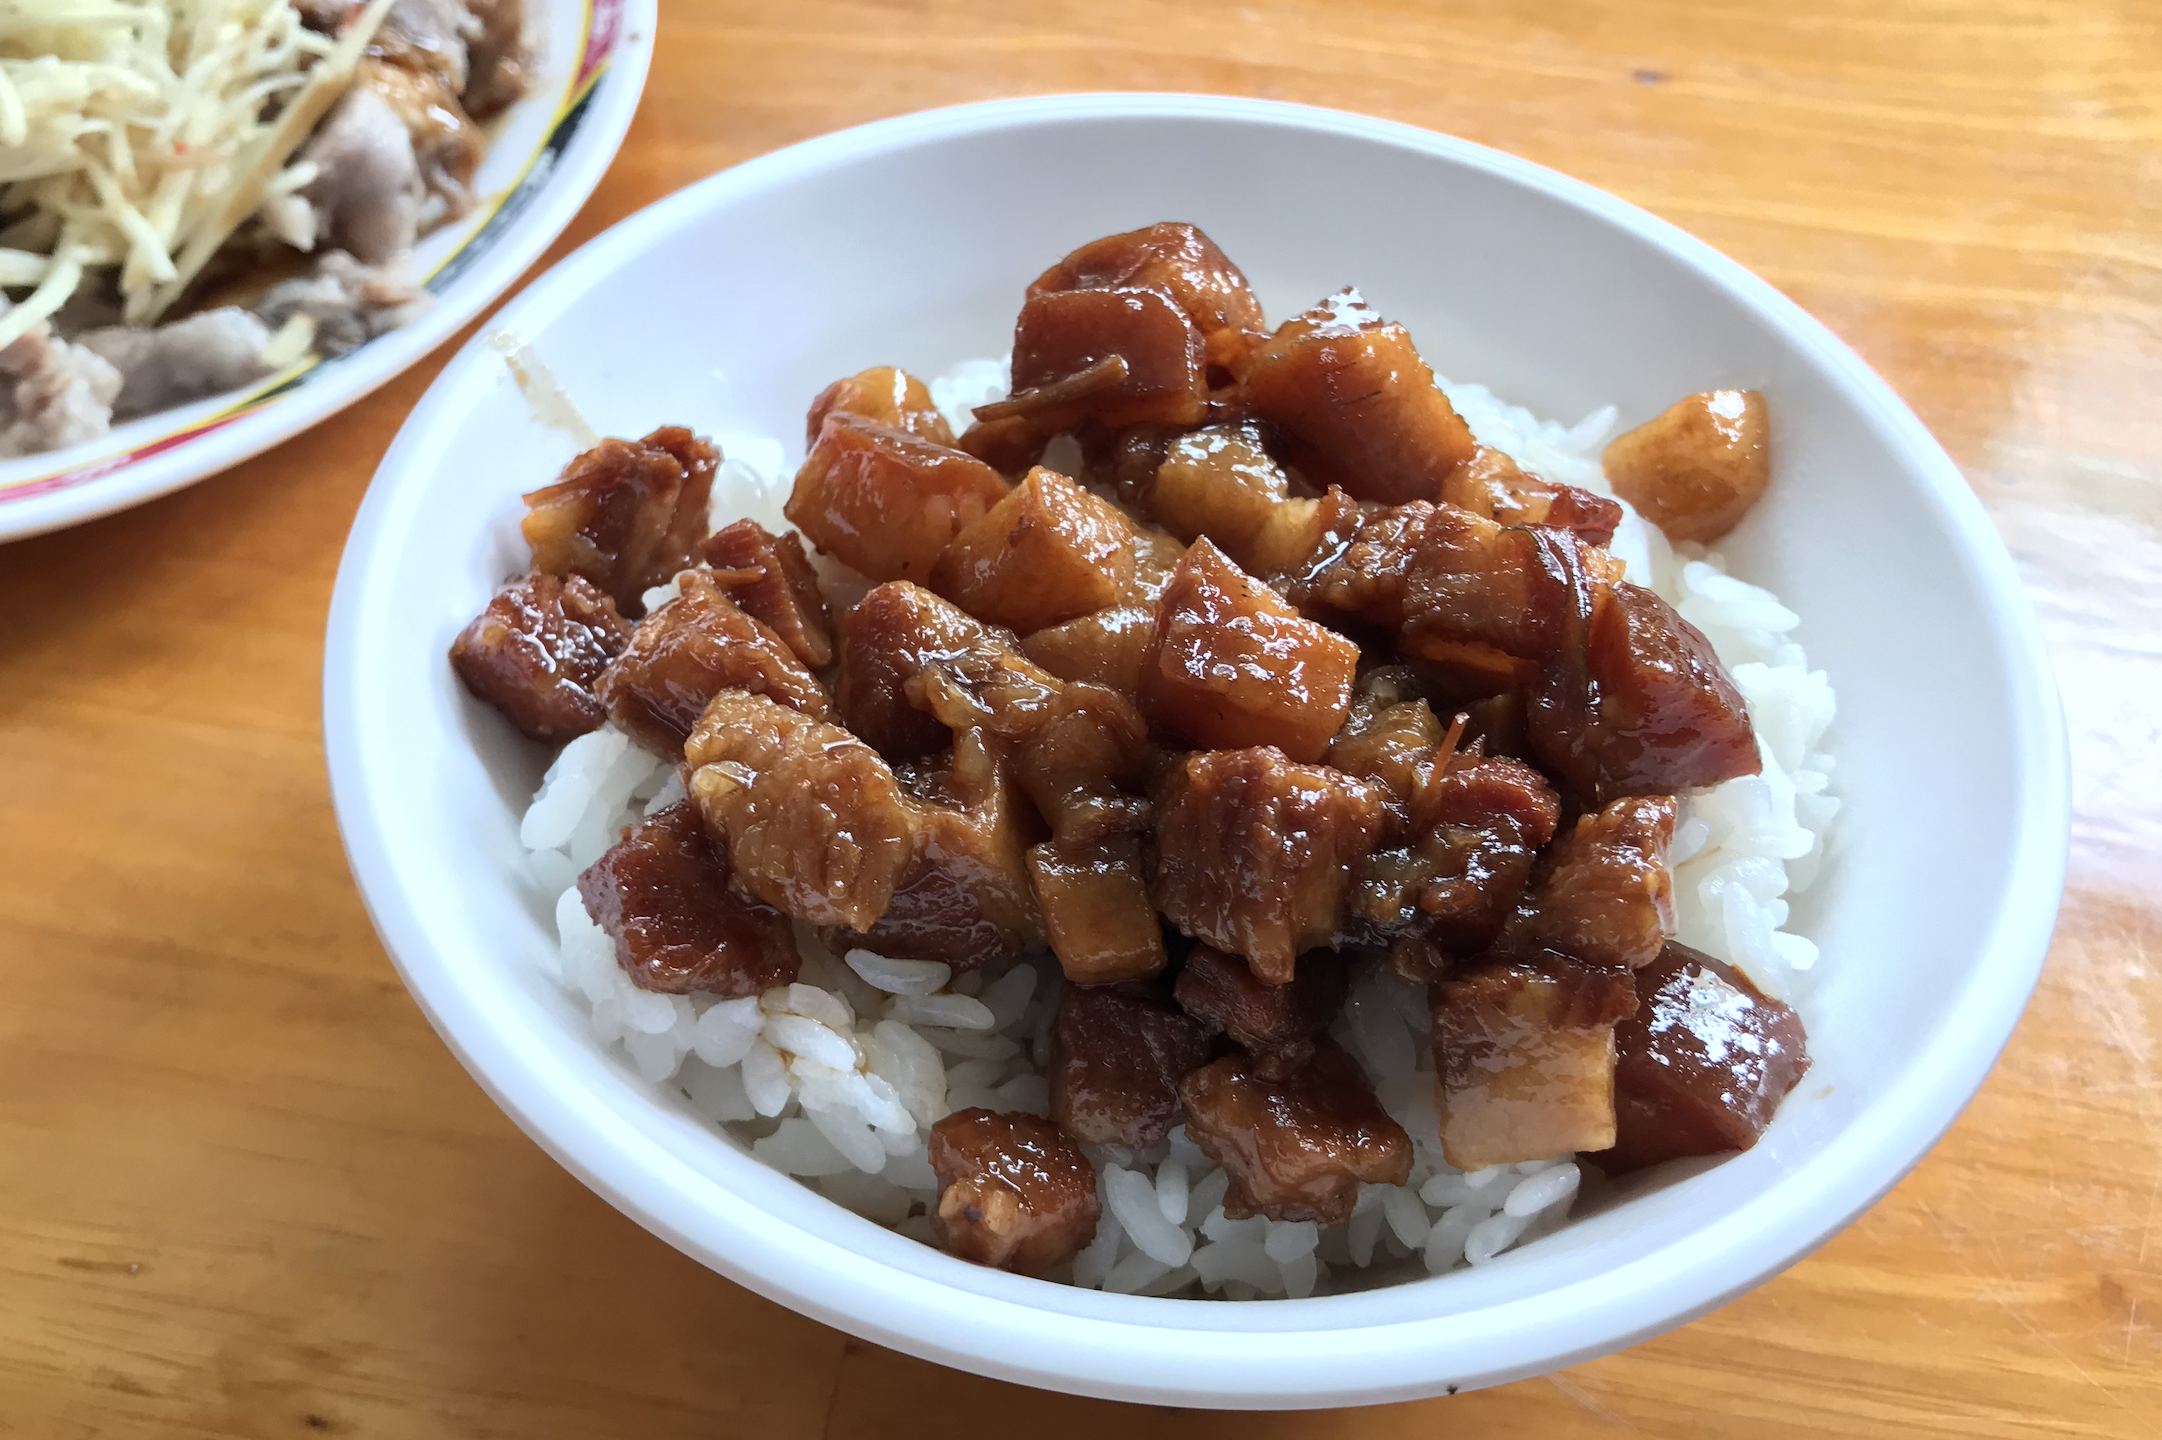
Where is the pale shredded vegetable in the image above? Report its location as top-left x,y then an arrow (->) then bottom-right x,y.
0,0 -> 395,348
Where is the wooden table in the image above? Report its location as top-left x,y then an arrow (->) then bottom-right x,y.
5,2 -> 2157,1433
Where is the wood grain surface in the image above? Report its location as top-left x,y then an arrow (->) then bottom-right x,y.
4,1 -> 2158,1434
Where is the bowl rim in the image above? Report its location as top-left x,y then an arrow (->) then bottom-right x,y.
0,0 -> 658,544
323,91 -> 2070,1406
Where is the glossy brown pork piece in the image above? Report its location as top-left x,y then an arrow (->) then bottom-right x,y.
576,801 -> 798,996
929,466 -> 1137,633
1150,747 -> 1387,984
522,427 -> 717,613
1504,794 -> 1678,970
1441,444 -> 1622,548
1140,538 -> 1359,764
837,580 -> 1026,759
1432,952 -> 1639,1168
988,286 -> 1207,437
449,572 -> 629,741
785,413 -> 1010,584
695,519 -> 835,669
1529,581 -> 1760,802
1603,389 -> 1771,544
1021,604 -> 1155,698
805,365 -> 956,448
1049,983 -> 1217,1148
1026,221 -> 1267,373
1146,421 -> 1362,579
1173,944 -> 1348,1080
1241,289 -> 1480,505
1590,942 -> 1811,1175
684,690 -> 917,931
1179,1041 -> 1412,1224
857,731 -> 1044,969
930,1109 -> 1101,1276
596,569 -> 831,754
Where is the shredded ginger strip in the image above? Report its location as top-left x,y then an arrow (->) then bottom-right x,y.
0,0 -> 396,349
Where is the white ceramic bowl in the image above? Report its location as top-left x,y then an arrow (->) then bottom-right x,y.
0,0 -> 655,543
324,94 -> 2068,1406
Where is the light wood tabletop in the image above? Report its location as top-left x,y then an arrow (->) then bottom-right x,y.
4,1 -> 2157,1434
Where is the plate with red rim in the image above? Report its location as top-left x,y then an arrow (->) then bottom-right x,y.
0,0 -> 655,544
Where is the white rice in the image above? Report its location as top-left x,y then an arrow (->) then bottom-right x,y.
521,361 -> 1836,1297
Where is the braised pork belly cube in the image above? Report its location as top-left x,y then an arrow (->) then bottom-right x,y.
1506,795 -> 1677,970
847,732 -> 1044,969
1139,539 -> 1358,763
1432,953 -> 1638,1168
837,582 -> 1049,759
1021,604 -> 1155,698
684,690 -> 917,931
1440,444 -> 1622,547
1180,1042 -> 1411,1224
1603,389 -> 1770,544
1009,685 -> 1152,844
1323,673 -> 1445,803
1151,748 -> 1386,983
596,569 -> 831,754
929,466 -> 1136,632
1355,755 -> 1564,956
1127,529 -> 1187,602
696,519 -> 835,669
521,426 -> 717,611
930,1110 -> 1101,1276
1148,421 -> 1288,562
1050,982 -> 1216,1148
993,286 -> 1207,434
1399,509 -> 1606,676
1027,222 -> 1267,372
576,801 -> 798,996
1530,581 -> 1760,801
805,365 -> 956,449
785,413 -> 1010,584
449,572 -> 629,741
1028,835 -> 1166,984
1173,945 -> 1348,1080
1241,289 -> 1478,505
1590,942 -> 1811,1175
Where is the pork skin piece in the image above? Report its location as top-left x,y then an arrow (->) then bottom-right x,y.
1139,538 -> 1359,764
998,286 -> 1208,434
1589,941 -> 1811,1175
1505,795 -> 1677,970
1354,754 -> 1564,957
1323,677 -> 1444,803
449,572 -> 629,741
597,569 -> 830,754
576,801 -> 798,996
1021,604 -> 1156,699
1440,444 -> 1622,548
1530,580 -> 1761,801
1172,944 -> 1348,1080
1027,835 -> 1166,984
1241,288 -> 1479,504
695,519 -> 835,669
930,1109 -> 1101,1275
785,414 -> 1010,584
1150,747 -> 1386,983
522,426 -> 717,613
1432,952 -> 1638,1168
804,365 -> 956,449
1603,389 -> 1771,544
838,582 -> 1061,758
842,731 -> 1044,969
685,690 -> 917,931
929,466 -> 1137,632
1180,1041 -> 1412,1224
1145,422 -> 1356,581
1027,222 -> 1267,373
1050,982 -> 1217,1148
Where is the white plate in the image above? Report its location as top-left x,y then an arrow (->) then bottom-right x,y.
325,95 -> 2068,1406
0,0 -> 655,543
